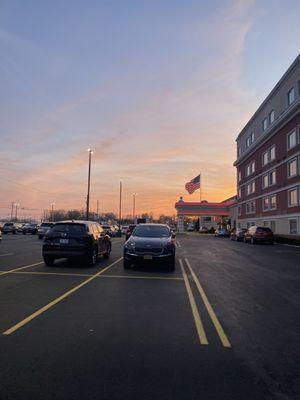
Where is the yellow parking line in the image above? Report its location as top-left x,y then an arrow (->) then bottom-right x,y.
3,257 -> 123,335
179,259 -> 208,345
185,258 -> 231,348
0,262 -> 44,276
0,270 -> 183,281
100,274 -> 184,281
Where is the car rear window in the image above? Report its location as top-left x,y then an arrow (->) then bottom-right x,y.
133,225 -> 170,237
257,227 -> 272,233
51,223 -> 87,236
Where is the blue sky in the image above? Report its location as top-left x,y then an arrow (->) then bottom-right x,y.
0,0 -> 299,218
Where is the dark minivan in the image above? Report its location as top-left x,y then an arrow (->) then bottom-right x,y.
42,221 -> 111,266
244,226 -> 274,245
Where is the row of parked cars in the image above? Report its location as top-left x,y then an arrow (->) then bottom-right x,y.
214,226 -> 274,244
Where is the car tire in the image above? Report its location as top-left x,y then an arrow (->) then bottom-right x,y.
251,237 -> 255,245
123,259 -> 131,269
44,256 -> 55,266
38,235 -> 43,240
103,244 -> 111,259
168,256 -> 175,271
23,231 -> 26,235
86,247 -> 97,266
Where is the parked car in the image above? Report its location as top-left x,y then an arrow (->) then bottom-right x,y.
230,228 -> 247,241
2,222 -> 17,234
43,221 -> 111,266
214,228 -> 230,238
187,223 -> 194,232
123,223 -> 176,271
0,229 -> 2,243
16,223 -> 25,233
38,222 -> 55,239
125,224 -> 136,241
244,226 -> 274,244
22,223 -> 39,235
121,225 -> 128,235
0,222 -> 4,232
101,225 -> 116,237
199,226 -> 209,233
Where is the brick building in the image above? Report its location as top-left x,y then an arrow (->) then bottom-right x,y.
234,55 -> 300,235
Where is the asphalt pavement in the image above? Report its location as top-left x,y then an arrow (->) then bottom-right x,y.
0,233 -> 299,400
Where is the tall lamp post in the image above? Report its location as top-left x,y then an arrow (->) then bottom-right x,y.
15,203 -> 20,221
132,192 -> 138,223
86,148 -> 93,221
50,203 -> 55,222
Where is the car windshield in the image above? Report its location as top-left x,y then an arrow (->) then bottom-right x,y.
257,227 -> 272,233
41,223 -> 53,227
50,223 -> 86,236
133,225 -> 170,237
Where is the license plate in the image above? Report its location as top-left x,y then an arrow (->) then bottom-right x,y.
60,239 -> 69,244
144,255 -> 153,260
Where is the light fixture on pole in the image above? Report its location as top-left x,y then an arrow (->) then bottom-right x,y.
132,192 -> 138,223
50,203 -> 55,222
86,148 -> 93,221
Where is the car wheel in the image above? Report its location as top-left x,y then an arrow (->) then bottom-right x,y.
103,244 -> 111,259
168,256 -> 175,271
123,259 -> 131,269
23,231 -> 26,235
87,247 -> 97,266
43,256 -> 55,266
251,237 -> 255,245
38,235 -> 42,240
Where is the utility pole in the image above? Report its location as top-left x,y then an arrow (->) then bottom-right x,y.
132,193 -> 138,223
96,200 -> 99,221
15,203 -> 20,221
50,203 -> 55,222
10,202 -> 14,220
119,181 -> 122,228
86,149 -> 93,221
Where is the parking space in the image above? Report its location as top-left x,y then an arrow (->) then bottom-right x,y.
0,234 -> 299,399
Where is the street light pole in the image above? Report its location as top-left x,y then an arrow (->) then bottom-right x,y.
86,149 -> 93,221
132,192 -> 138,223
50,203 -> 55,222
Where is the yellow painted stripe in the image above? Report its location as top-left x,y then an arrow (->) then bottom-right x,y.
3,257 -> 123,335
100,274 -> 184,281
0,262 -> 43,276
179,258 -> 208,345
185,258 -> 231,348
1,270 -> 183,281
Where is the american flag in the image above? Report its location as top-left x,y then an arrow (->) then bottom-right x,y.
185,174 -> 201,194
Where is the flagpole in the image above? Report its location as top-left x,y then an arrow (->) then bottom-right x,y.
199,173 -> 202,202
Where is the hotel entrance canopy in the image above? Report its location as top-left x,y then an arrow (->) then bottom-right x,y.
175,199 -> 234,217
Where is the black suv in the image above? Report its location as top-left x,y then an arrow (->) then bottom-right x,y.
42,221 -> 111,266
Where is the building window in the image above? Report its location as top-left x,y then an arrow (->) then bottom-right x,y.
288,158 -> 298,178
287,129 -> 297,150
263,197 -> 270,211
263,174 -> 269,188
263,195 -> 277,211
262,118 -> 267,131
269,110 -> 275,124
289,219 -> 298,234
287,87 -> 295,106
246,201 -> 256,214
270,146 -> 275,161
269,170 -> 276,186
246,181 -> 255,195
288,188 -> 299,207
270,195 -> 277,209
238,170 -> 241,182
262,145 -> 276,166
246,132 -> 254,148
246,161 -> 255,177
262,170 -> 276,188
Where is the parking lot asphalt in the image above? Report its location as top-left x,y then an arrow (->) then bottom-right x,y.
0,234 -> 299,400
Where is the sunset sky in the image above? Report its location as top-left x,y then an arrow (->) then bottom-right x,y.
1,0 -> 300,219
